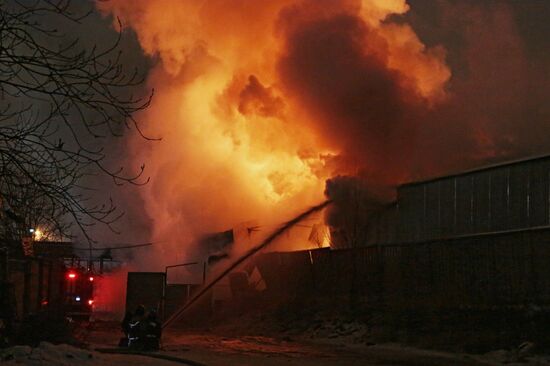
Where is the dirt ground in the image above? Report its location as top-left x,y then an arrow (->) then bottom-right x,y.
3,321 -> 550,365
73,321 -> 547,366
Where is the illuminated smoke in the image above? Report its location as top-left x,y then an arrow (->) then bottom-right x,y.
409,1 -> 550,176
95,0 -> 452,265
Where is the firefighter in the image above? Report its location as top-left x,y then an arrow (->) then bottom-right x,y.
119,309 -> 133,347
127,305 -> 146,349
143,308 -> 161,351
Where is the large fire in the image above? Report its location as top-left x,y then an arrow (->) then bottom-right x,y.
97,0 -> 450,265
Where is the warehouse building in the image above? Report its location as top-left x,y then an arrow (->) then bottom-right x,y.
255,155 -> 550,310
365,154 -> 550,246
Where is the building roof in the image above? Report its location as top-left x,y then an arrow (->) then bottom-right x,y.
32,241 -> 74,258
400,153 -> 550,188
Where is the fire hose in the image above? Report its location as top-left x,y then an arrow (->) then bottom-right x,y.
162,200 -> 332,329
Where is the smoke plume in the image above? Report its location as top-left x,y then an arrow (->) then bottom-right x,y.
95,0 -> 548,263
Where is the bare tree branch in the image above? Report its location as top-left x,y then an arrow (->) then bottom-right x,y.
0,0 -> 153,250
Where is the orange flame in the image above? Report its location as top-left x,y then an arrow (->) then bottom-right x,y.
97,0 -> 450,264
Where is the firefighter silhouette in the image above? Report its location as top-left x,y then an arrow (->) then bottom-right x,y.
121,305 -> 161,350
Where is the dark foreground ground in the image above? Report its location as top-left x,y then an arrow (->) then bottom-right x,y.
2,320 -> 544,366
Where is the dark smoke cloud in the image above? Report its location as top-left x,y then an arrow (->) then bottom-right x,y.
279,0 -> 549,186
91,0 -> 548,257
277,4 -> 424,186
407,1 -> 550,178
275,1 -> 549,243
324,175 -> 388,248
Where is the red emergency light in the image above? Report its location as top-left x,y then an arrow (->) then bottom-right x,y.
88,299 -> 94,306
89,276 -> 94,282
67,272 -> 77,280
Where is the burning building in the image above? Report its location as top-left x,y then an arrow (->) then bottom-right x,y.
95,0 -> 455,265
248,154 -> 550,313
91,0 -> 550,316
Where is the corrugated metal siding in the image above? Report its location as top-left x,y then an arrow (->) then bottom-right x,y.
394,156 -> 550,243
490,168 -> 508,232
417,185 -> 427,241
439,178 -> 456,237
397,185 -> 414,242
425,182 -> 441,240
509,164 -> 529,229
529,159 -> 550,227
456,175 -> 474,236
473,171 -> 491,233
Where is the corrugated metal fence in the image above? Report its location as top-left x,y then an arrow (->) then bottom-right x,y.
255,228 -> 550,309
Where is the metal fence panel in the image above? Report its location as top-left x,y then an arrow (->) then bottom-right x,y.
473,171 -> 491,233
529,159 -> 550,227
509,164 -> 530,229
255,227 -> 550,311
490,168 -> 509,232
399,185 -> 424,242
397,190 -> 408,243
531,231 -> 550,302
455,175 -> 474,235
439,178 -> 456,238
411,185 -> 426,242
310,248 -> 333,295
380,204 -> 398,244
425,182 -> 441,240
125,272 -> 165,314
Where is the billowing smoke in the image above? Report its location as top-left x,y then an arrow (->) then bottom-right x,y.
95,0 -> 548,264
324,175 -> 390,248
405,1 -> 550,176
276,0 -> 449,185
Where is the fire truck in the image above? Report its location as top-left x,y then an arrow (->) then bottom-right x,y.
64,267 -> 95,320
